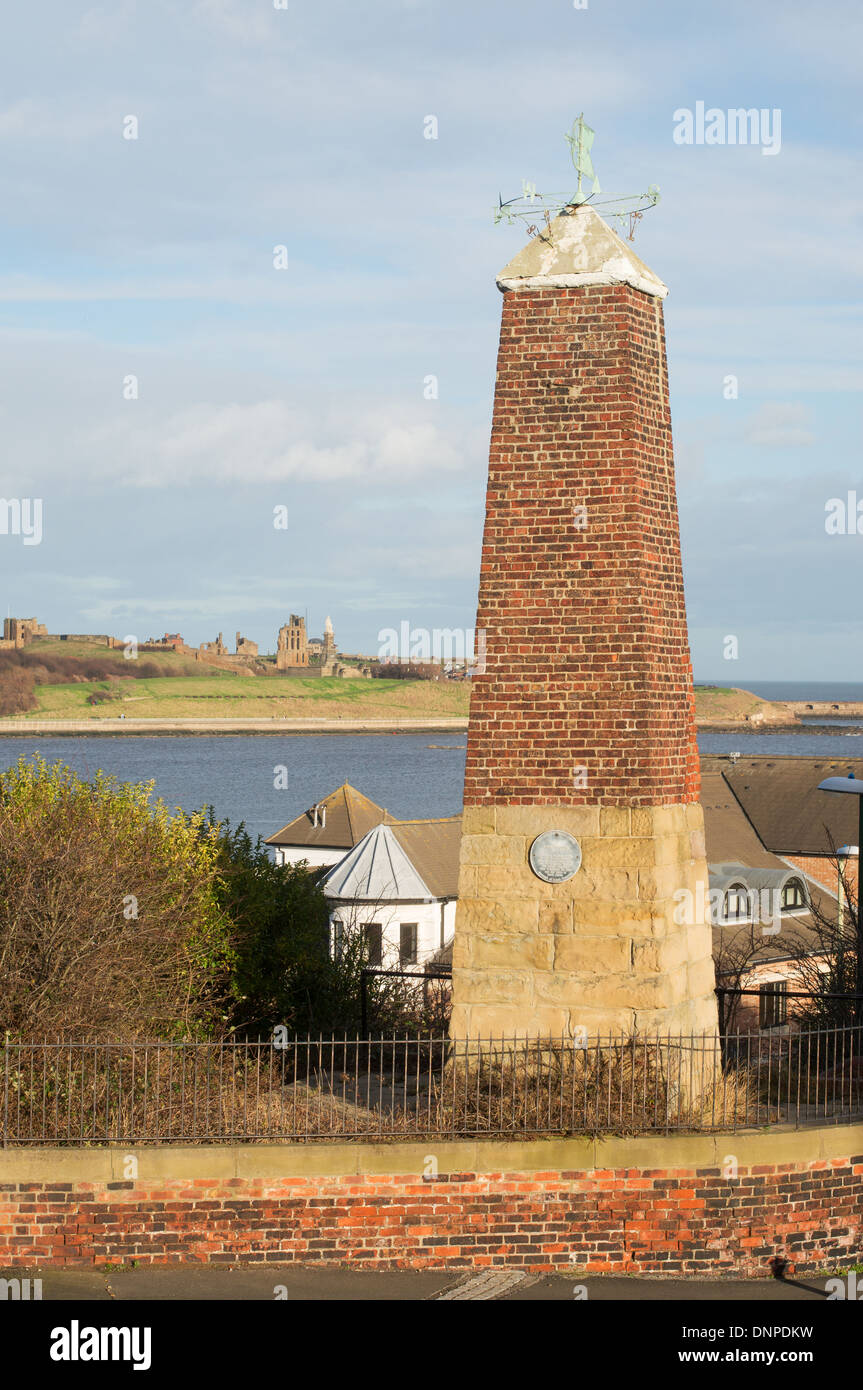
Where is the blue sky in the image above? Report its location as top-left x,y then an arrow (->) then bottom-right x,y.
0,0 -> 860,680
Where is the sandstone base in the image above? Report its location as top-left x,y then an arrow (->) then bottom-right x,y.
450,804 -> 718,1039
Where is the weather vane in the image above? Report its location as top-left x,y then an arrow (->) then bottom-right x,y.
495,114 -> 660,241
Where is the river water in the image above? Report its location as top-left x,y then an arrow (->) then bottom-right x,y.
0,734 -> 469,844
0,729 -> 861,848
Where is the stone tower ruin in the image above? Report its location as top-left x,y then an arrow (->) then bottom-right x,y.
276,614 -> 309,670
450,204 -> 718,1041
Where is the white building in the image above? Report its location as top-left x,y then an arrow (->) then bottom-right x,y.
322,818 -> 460,969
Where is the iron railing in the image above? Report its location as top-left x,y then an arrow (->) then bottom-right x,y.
1,1026 -> 861,1146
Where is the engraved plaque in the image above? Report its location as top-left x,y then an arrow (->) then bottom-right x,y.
528,830 -> 582,883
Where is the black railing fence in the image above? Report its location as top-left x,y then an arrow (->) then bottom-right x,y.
1,1025 -> 861,1146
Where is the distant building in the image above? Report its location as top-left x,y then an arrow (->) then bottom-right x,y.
276,615 -> 308,670
235,632 -> 258,657
308,616 -> 339,668
1,617 -> 47,648
322,615 -> 336,669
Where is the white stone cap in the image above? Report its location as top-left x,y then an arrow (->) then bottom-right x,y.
496,202 -> 668,299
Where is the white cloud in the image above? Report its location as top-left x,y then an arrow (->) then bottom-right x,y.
743,402 -> 816,448
85,400 -> 468,487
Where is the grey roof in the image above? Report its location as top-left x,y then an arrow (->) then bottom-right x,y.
719,755 -> 863,855
322,824 -> 435,903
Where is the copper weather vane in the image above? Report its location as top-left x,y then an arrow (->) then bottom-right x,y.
495,114 -> 660,241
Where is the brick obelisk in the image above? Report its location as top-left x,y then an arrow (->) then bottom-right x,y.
451,203 -> 718,1040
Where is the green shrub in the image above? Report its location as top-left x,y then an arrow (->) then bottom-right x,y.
0,755 -> 234,1038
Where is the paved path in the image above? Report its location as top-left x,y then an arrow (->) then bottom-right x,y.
1,1267 -> 839,1301
0,718 -> 469,736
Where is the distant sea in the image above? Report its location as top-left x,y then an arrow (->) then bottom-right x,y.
698,681 -> 863,702
0,729 -> 861,853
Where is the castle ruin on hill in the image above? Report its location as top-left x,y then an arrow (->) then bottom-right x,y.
0,612 -> 364,677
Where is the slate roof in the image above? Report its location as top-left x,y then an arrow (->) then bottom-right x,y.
718,755 -> 863,855
700,758 -> 788,869
264,783 -> 397,850
389,818 -> 462,899
701,757 -> 827,964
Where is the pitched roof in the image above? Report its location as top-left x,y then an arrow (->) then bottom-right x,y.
389,818 -> 462,899
264,783 -> 397,849
700,759 -> 786,869
322,818 -> 462,903
701,756 -> 827,964
322,823 -> 434,902
496,203 -> 668,299
716,755 -> 863,855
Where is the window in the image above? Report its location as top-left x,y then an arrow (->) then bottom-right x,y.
400,923 -> 418,967
364,923 -> 382,969
724,886 -> 751,921
781,880 -> 805,912
332,921 -> 344,960
759,980 -> 788,1030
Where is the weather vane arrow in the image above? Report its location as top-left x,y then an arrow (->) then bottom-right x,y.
495,114 -> 660,241
566,113 -> 601,199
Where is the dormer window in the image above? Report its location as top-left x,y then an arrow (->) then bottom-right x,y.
781,879 -> 805,912
723,885 -> 751,921
712,869 -> 809,926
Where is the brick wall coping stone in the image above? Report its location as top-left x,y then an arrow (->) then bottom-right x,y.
2,1123 -> 859,1182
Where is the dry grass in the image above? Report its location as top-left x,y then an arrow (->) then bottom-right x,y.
0,1037 -> 803,1145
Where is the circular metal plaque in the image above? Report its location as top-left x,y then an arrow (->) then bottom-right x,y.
528,830 -> 582,884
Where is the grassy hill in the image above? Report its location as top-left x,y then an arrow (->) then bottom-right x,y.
3,657 -> 790,728
17,675 -> 472,722
23,640 -> 224,676
693,685 -> 788,725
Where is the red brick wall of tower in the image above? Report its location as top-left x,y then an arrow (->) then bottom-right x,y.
464,282 -> 700,809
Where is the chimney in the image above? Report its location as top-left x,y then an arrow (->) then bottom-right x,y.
450,203 -> 718,1042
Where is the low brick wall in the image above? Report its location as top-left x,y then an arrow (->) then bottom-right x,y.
1,1127 -> 860,1275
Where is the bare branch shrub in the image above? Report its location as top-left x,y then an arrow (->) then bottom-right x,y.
0,756 -> 234,1039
